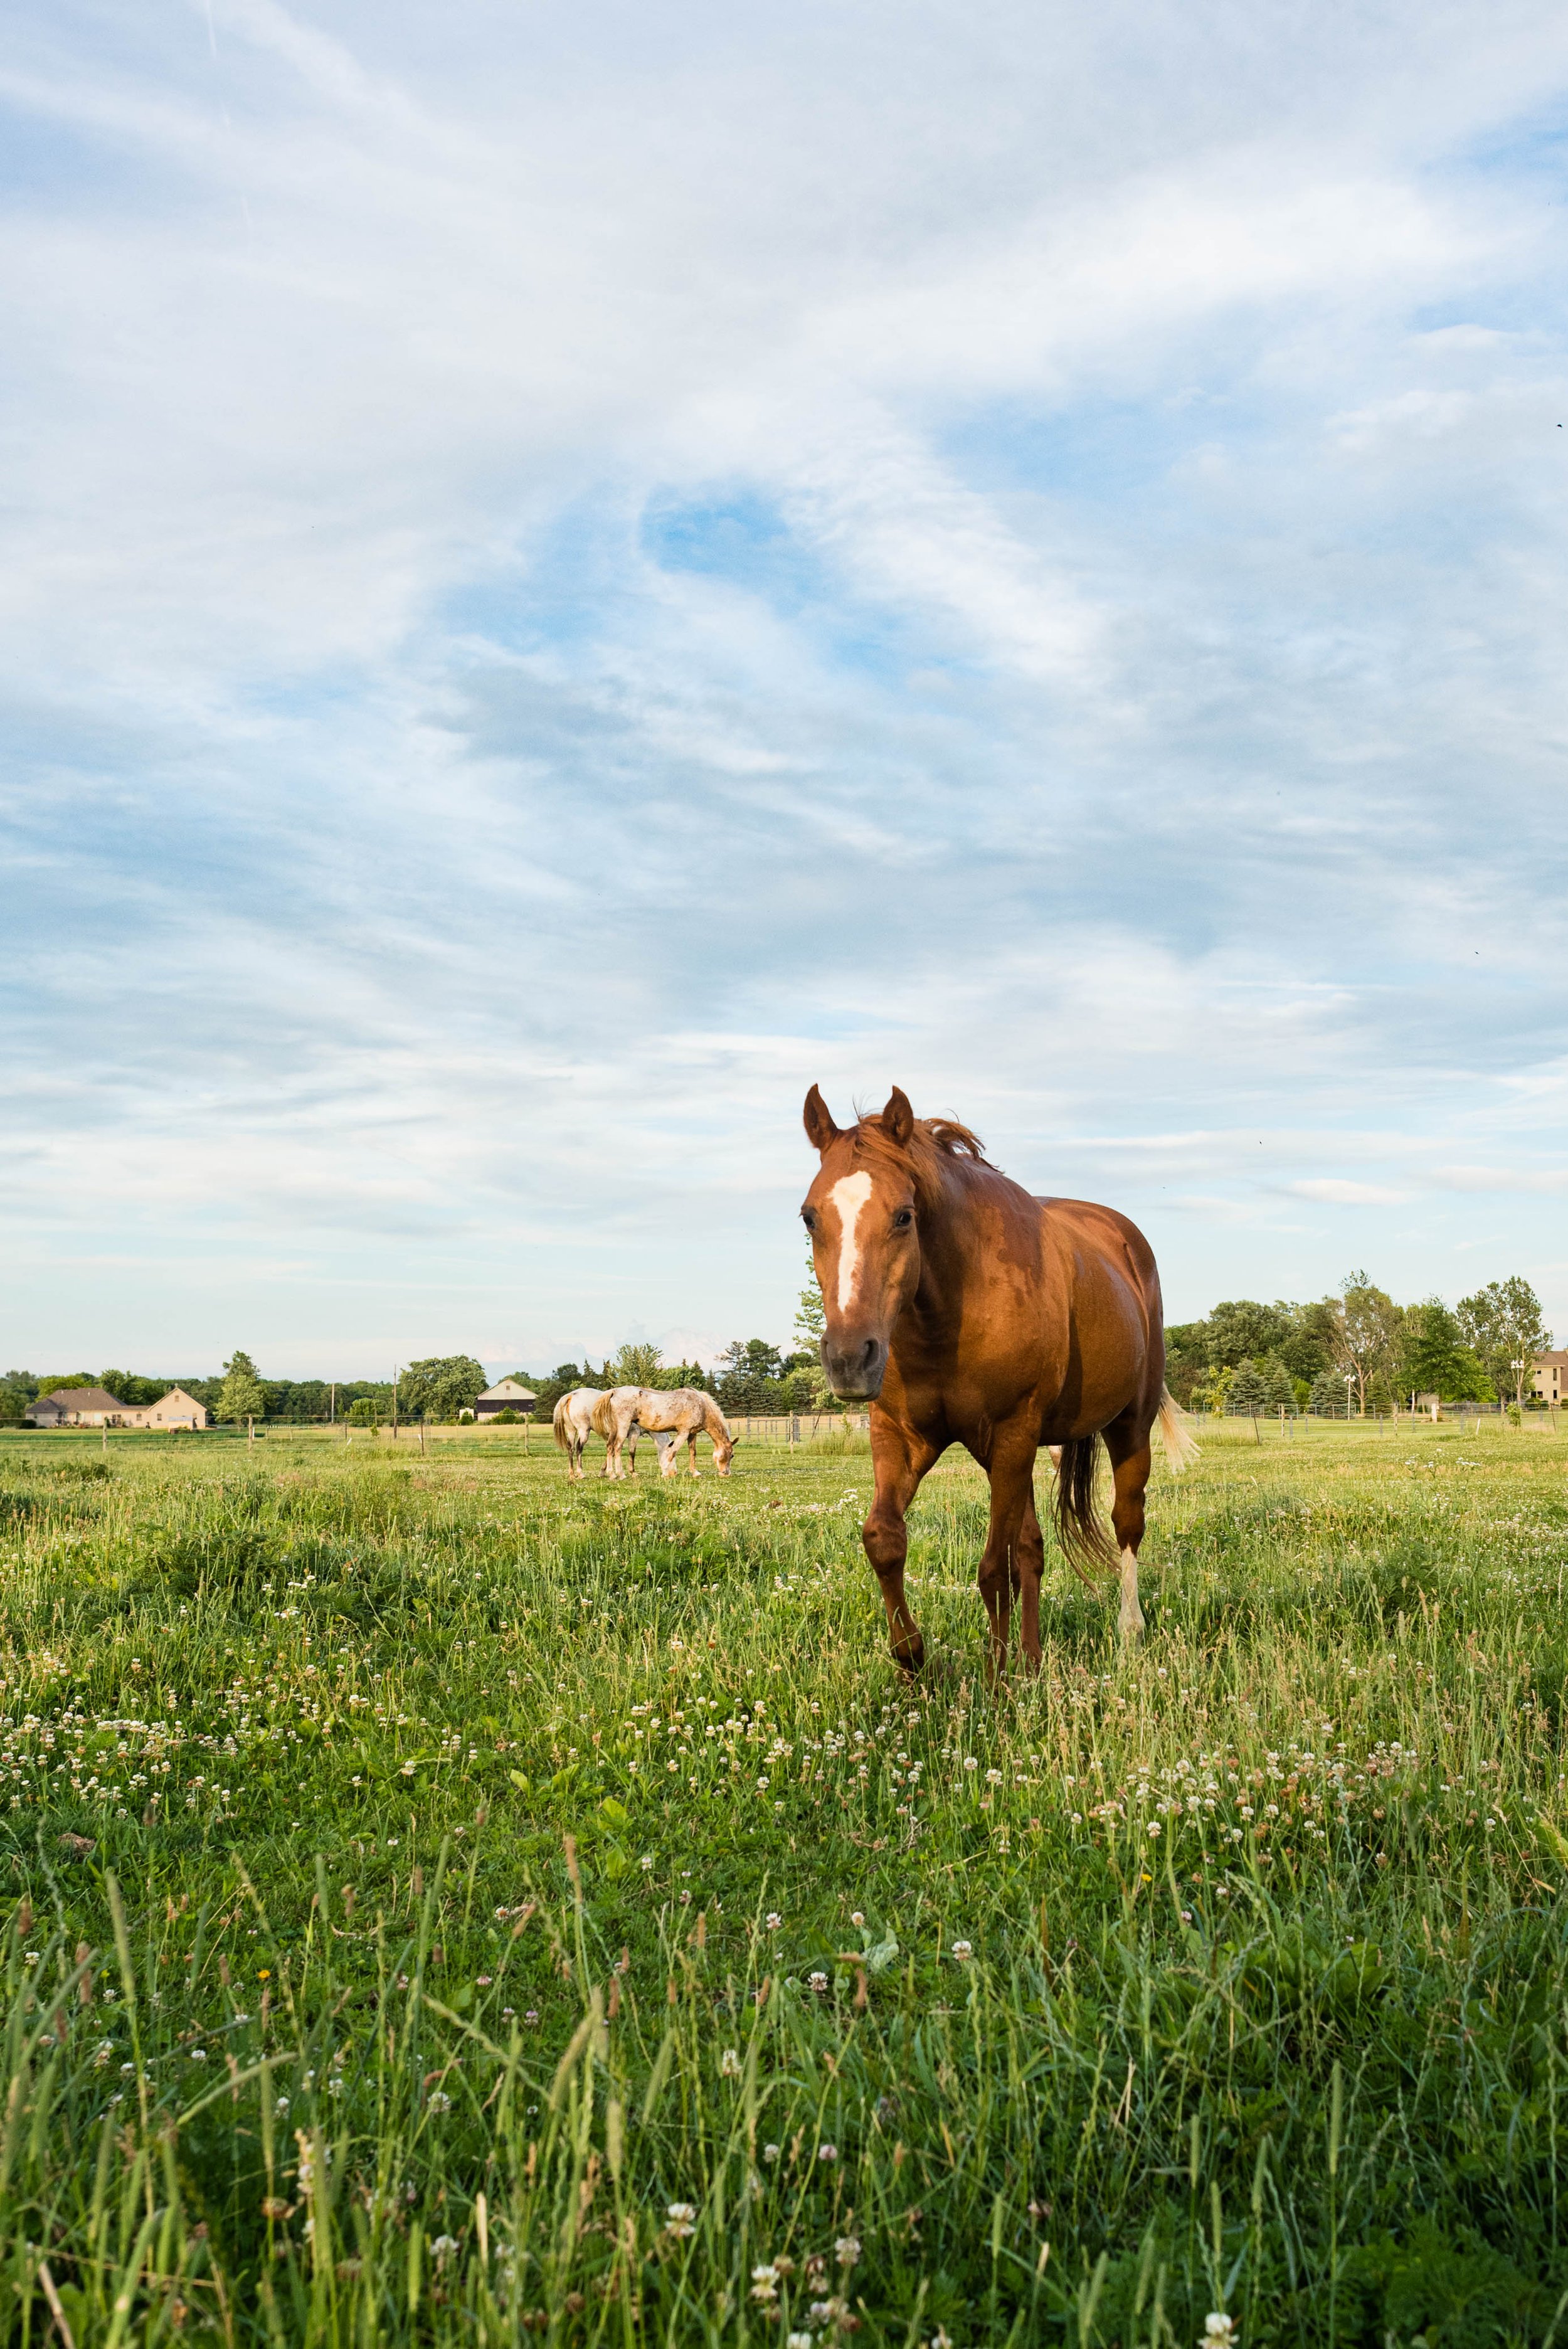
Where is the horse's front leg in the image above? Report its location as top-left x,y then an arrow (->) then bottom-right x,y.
862,1419 -> 937,1672
977,1424 -> 1040,1681
687,1433 -> 700,1478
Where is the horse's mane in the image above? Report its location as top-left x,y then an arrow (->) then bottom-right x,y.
849,1112 -> 995,1202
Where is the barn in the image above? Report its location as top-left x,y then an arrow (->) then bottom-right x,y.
474,1378 -> 538,1419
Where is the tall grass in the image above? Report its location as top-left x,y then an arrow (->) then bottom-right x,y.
1,1419 -> 1567,2343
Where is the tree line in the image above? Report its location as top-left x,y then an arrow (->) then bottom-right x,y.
5,1267 -> 1548,1429
1166,1273 -> 1552,1418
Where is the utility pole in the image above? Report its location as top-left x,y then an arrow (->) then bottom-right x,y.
329,1381 -> 336,1425
391,1367 -> 400,1441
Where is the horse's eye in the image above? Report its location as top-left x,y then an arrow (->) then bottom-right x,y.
893,1207 -> 913,1230
802,1208 -> 817,1233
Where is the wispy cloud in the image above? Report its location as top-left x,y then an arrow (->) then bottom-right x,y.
3,0 -> 1567,1369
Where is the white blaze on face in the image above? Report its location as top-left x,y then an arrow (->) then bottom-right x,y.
829,1171 -> 875,1314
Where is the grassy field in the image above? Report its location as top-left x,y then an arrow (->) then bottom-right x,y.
2,1415 -> 1567,2346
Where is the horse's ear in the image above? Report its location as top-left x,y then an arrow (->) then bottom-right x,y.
881,1086 -> 915,1148
803,1084 -> 840,1154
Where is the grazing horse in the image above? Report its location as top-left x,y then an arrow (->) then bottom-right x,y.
552,1388 -> 609,1481
800,1084 -> 1194,1670
600,1387 -> 735,1478
593,1386 -> 667,1478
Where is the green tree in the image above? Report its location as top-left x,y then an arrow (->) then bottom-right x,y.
610,1342 -> 664,1389
1397,1298 -> 1484,1403
795,1254 -> 825,1354
400,1355 -> 488,1421
1228,1361 -> 1270,1421
715,1339 -> 792,1414
1263,1357 -> 1295,1414
347,1396 -> 379,1428
100,1370 -> 167,1406
1309,1369 -> 1349,1418
790,1254 -> 836,1408
1205,1302 -> 1293,1370
1278,1300 -> 1339,1386
218,1350 -> 267,1426
1458,1277 -> 1551,1409
1329,1273 -> 1401,1417
1162,1322 -> 1209,1408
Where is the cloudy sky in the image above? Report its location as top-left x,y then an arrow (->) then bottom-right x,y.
6,0 -> 1567,1378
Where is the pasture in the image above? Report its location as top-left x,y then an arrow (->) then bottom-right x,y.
1,1418 -> 1567,2346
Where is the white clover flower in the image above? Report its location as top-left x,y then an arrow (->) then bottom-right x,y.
808,1971 -> 829,1992
763,2143 -> 781,2163
985,1768 -> 1002,1784
788,2334 -> 814,2349
1202,2316 -> 1236,2346
720,2048 -> 741,2076
751,2264 -> 781,2303
432,2234 -> 458,2264
640,1855 -> 655,1870
817,2141 -> 839,2162
426,2090 -> 453,2114
850,1911 -> 865,1926
963,1757 -> 978,1771
835,2234 -> 862,2267
1147,1821 -> 1161,1836
665,2203 -> 697,2237
951,1940 -> 973,1961
766,1911 -> 783,1929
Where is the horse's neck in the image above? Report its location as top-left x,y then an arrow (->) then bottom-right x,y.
911,1162 -> 1027,1332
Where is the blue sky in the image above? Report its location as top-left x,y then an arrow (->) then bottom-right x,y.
4,0 -> 1567,1377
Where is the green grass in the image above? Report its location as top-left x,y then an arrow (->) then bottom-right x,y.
2,1416 -> 1568,2346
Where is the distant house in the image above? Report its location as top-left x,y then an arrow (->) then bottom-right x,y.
474,1378 -> 537,1420
130,1387 -> 209,1430
1534,1352 -> 1567,1406
26,1386 -> 209,1429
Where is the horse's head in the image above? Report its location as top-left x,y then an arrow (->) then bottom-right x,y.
800,1084 -> 920,1401
712,1432 -> 735,1477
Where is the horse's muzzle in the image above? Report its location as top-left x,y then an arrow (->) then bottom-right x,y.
821,1334 -> 886,1401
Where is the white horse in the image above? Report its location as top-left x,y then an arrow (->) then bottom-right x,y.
552,1388 -> 608,1481
601,1386 -> 734,1478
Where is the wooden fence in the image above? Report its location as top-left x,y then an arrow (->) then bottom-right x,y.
724,1413 -> 871,1444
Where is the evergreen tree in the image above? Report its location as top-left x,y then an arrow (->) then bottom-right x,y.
1228,1361 -> 1270,1418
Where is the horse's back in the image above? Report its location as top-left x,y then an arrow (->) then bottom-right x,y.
1033,1196 -> 1160,1290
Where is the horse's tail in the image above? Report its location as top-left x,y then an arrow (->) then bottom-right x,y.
1156,1387 -> 1199,1471
551,1396 -> 572,1451
1051,1435 -> 1118,1586
591,1393 -> 618,1441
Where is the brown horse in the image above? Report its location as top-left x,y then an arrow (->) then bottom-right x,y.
800,1084 -> 1194,1670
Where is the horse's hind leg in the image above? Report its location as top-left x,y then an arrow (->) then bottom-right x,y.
1103,1415 -> 1153,1643
1017,1484 -> 1046,1670
976,1423 -> 1037,1680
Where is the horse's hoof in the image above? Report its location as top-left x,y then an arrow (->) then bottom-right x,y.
892,1635 -> 925,1673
